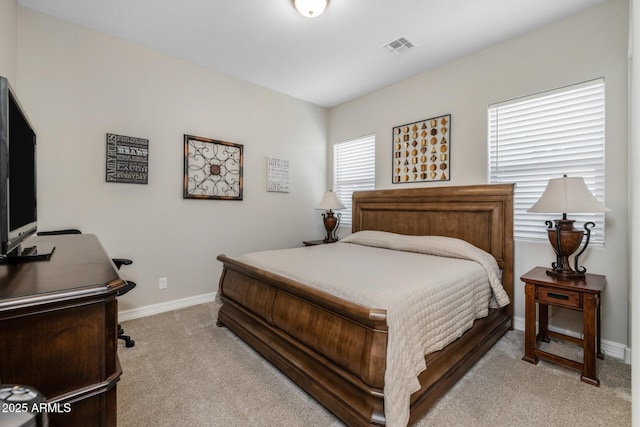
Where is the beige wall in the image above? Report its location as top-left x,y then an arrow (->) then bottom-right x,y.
16,8 -> 328,311
0,0 -> 17,83
329,0 -> 630,348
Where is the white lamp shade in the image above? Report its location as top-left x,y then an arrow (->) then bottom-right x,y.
316,190 -> 345,210
527,176 -> 611,214
292,0 -> 329,18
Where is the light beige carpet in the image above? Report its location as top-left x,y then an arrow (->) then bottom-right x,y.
117,303 -> 630,426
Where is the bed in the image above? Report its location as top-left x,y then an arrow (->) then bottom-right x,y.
216,184 -> 514,426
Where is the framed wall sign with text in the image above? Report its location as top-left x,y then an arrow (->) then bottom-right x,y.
106,133 -> 149,184
266,157 -> 290,193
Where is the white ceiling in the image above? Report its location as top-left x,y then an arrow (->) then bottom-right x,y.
18,0 -> 608,108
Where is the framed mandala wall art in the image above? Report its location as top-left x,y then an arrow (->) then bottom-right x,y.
183,134 -> 243,200
392,114 -> 450,184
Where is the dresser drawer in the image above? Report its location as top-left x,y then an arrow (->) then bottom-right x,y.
537,287 -> 581,309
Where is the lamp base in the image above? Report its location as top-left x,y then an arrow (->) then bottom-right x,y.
321,210 -> 341,243
544,218 -> 595,281
545,268 -> 586,280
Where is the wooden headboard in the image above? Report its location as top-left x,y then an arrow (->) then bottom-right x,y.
352,184 -> 515,318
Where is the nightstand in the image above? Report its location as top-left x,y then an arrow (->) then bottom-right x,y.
302,239 -> 335,246
521,266 -> 605,386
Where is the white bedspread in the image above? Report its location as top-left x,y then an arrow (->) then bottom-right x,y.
234,231 -> 510,427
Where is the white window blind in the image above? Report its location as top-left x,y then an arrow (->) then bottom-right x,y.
333,134 -> 375,225
488,78 -> 606,244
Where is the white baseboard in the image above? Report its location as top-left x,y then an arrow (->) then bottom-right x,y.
118,292 -> 217,322
513,316 -> 630,364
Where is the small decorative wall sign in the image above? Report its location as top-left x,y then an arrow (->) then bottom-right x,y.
106,133 -> 149,184
266,157 -> 290,193
183,134 -> 243,200
392,114 -> 451,184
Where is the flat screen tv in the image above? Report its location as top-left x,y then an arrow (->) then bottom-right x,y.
0,76 -> 53,262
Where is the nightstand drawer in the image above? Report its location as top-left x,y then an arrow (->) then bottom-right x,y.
538,287 -> 581,308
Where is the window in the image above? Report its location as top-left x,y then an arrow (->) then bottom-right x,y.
488,78 -> 606,244
333,134 -> 375,225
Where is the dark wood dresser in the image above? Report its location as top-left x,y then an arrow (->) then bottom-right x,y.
0,234 -> 124,426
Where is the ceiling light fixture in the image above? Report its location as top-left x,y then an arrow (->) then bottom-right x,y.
292,0 -> 329,18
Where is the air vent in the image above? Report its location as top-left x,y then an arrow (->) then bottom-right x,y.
382,37 -> 416,56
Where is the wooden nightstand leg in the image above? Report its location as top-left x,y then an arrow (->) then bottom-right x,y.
538,303 -> 550,343
596,293 -> 604,359
522,283 -> 538,364
581,293 -> 600,386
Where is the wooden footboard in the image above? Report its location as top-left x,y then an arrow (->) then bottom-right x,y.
217,255 -> 389,426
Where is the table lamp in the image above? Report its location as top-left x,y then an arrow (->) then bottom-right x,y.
316,190 -> 345,242
527,175 -> 610,279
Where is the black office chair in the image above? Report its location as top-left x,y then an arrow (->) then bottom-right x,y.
110,258 -> 136,347
36,229 -> 136,347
